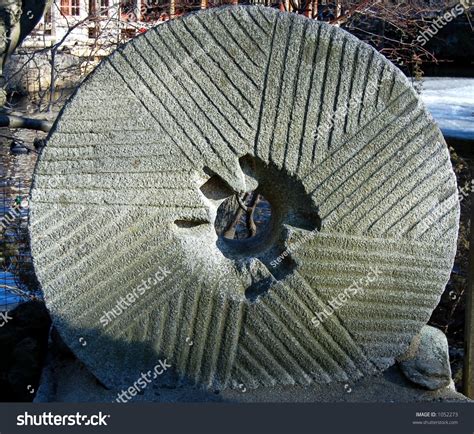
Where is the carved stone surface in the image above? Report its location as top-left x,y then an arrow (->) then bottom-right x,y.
30,6 -> 459,391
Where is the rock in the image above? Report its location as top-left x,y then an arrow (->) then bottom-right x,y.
398,326 -> 452,391
34,138 -> 47,151
10,141 -> 28,154
30,6 -> 459,391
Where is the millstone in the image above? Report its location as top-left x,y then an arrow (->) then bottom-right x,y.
29,5 -> 459,390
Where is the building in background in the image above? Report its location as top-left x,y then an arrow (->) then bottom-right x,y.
24,1 -> 167,55
5,0 -> 472,95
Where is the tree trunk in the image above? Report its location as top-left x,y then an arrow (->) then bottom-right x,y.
246,193 -> 260,238
222,193 -> 249,239
311,0 -> 318,19
170,0 -> 176,19
1,0 -> 52,106
0,115 -> 52,132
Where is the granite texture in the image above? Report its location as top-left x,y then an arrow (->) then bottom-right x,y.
29,6 -> 459,392
398,325 -> 453,391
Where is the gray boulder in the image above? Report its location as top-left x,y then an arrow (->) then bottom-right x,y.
398,325 -> 452,391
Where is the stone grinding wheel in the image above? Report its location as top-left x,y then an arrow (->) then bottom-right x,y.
29,5 -> 459,390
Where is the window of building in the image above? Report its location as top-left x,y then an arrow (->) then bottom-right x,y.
100,0 -> 109,16
60,0 -> 81,16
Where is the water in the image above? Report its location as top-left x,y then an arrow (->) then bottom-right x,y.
420,77 -> 474,142
0,271 -> 23,310
0,102 -> 43,311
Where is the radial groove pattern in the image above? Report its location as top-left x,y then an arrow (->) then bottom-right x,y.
29,6 -> 459,390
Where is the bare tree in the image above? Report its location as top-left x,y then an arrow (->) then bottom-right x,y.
1,0 -> 52,122
2,0 -> 468,132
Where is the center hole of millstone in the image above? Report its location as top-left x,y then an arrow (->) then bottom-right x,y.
211,154 -> 321,256
205,155 -> 321,303
215,192 -> 272,241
